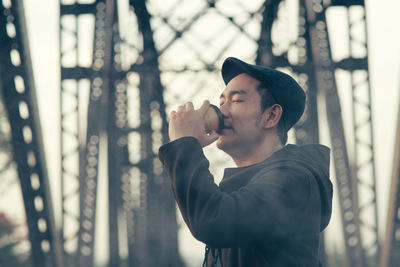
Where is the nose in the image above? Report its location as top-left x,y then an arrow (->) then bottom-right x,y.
219,102 -> 229,118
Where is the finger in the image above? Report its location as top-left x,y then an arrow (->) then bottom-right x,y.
185,101 -> 194,111
170,109 -> 177,119
198,100 -> 210,116
177,105 -> 185,113
207,131 -> 219,140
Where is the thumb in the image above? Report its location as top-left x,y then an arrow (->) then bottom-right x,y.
200,131 -> 219,148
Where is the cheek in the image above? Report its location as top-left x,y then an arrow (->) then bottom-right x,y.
231,106 -> 260,125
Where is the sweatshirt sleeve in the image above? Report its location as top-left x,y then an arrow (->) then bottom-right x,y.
158,137 -> 313,248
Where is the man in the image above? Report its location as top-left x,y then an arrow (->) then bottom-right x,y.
158,57 -> 333,267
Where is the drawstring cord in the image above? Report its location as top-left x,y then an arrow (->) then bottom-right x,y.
202,246 -> 210,267
202,246 -> 223,267
216,248 -> 223,267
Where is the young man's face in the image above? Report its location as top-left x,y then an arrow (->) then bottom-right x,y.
217,73 -> 267,156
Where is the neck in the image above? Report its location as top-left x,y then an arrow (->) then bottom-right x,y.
231,137 -> 283,167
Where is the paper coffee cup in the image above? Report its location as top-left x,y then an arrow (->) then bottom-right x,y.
204,104 -> 224,133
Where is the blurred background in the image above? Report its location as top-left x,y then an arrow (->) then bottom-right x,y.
0,0 -> 400,266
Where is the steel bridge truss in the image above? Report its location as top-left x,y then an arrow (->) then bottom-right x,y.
0,0 -> 63,266
61,0 -> 379,266
380,69 -> 400,266
0,0 -> 382,266
257,1 -> 378,265
60,0 -> 181,266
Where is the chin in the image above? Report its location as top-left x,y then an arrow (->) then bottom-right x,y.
216,137 -> 225,150
216,136 -> 232,152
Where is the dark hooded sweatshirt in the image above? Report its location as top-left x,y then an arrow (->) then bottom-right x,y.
158,137 -> 333,267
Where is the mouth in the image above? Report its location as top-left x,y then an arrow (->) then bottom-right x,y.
222,121 -> 233,129
218,125 -> 233,135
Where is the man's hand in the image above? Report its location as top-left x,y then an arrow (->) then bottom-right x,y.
169,100 -> 219,147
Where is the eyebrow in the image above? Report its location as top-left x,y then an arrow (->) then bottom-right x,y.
219,89 -> 248,99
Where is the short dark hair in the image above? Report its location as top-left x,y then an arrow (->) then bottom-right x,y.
256,83 -> 288,145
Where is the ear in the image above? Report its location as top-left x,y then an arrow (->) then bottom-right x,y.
263,104 -> 283,129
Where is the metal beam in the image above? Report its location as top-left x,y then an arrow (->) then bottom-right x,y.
379,80 -> 400,267
59,1 -> 100,263
331,0 -> 364,6
0,1 -> 63,266
76,1 -> 114,266
127,0 -> 183,265
305,0 -> 366,266
343,4 -> 379,266
60,3 -> 97,15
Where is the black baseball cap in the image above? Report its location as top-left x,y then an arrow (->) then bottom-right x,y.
221,57 -> 306,131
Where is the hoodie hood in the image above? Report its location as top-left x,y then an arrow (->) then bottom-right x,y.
269,144 -> 333,230
221,143 -> 333,231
